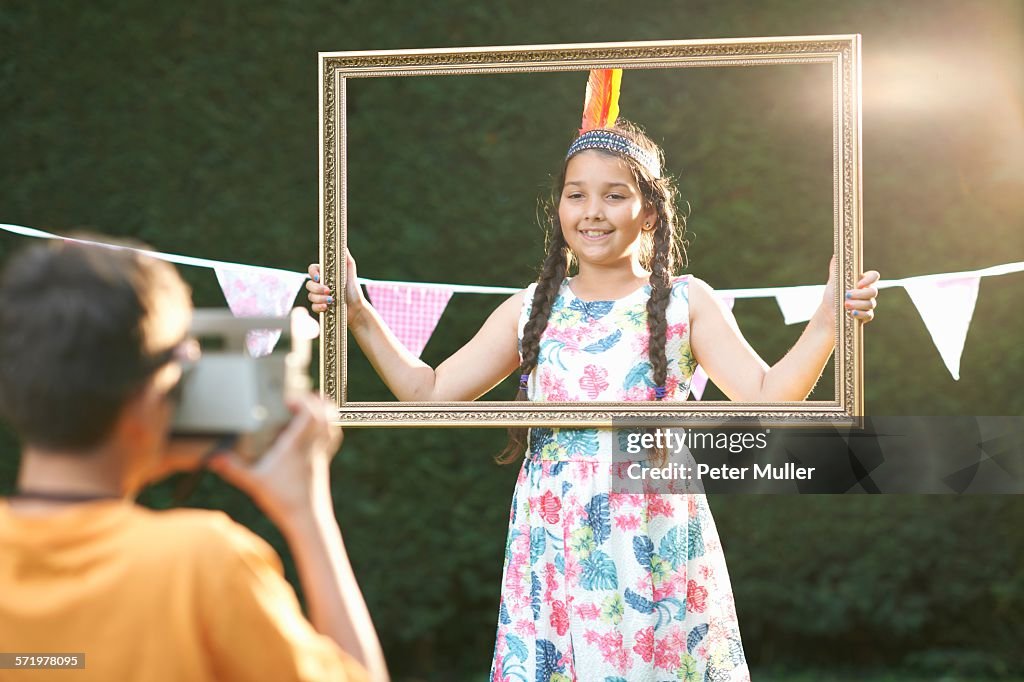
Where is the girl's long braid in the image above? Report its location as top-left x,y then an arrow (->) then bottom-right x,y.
644,195 -> 677,466
496,227 -> 570,463
645,197 -> 674,394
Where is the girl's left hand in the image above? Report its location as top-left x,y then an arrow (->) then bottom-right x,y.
823,255 -> 881,324
846,269 -> 881,323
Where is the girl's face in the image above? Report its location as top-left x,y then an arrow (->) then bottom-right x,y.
558,150 -> 656,270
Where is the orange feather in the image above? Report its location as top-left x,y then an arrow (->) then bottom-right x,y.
579,69 -> 622,133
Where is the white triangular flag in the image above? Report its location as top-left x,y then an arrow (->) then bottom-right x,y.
775,285 -> 826,325
215,266 -> 309,357
690,295 -> 735,400
904,276 -> 980,381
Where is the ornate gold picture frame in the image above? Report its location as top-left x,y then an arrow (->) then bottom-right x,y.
319,36 -> 863,427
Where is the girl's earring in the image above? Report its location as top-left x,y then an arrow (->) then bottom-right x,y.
643,222 -> 653,231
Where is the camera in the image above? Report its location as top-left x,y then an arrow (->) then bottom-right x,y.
170,308 -> 318,461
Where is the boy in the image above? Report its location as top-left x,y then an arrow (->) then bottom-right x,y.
0,240 -> 388,681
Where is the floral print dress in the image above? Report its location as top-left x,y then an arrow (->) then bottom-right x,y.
490,276 -> 749,682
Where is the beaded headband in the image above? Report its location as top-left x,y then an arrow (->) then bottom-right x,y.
565,69 -> 662,178
566,130 -> 662,178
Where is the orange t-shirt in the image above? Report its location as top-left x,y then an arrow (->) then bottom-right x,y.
0,499 -> 368,682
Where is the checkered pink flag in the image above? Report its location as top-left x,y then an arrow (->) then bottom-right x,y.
690,295 -> 735,400
364,283 -> 454,358
214,265 -> 308,357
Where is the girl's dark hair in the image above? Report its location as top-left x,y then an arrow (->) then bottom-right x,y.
498,120 -> 688,464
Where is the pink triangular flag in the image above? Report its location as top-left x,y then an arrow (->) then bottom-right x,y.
214,266 -> 308,357
904,276 -> 980,381
690,295 -> 735,400
775,285 -> 826,325
364,283 -> 454,358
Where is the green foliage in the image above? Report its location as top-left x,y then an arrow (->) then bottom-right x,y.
714,495 -> 1024,672
2,0 -> 1023,679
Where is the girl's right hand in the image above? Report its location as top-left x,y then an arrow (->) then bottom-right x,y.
306,249 -> 366,321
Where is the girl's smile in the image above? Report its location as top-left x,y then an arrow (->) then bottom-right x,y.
559,150 -> 656,269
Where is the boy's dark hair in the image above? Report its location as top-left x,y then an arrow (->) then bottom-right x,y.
0,238 -> 191,450
499,120 -> 688,464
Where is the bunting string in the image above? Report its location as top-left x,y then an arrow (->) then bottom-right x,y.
2,223 -> 1021,380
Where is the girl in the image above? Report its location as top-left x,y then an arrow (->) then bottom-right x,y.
308,71 -> 879,681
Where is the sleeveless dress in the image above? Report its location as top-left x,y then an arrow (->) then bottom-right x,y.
489,275 -> 749,682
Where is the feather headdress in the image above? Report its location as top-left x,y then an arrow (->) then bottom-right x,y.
567,68 -> 661,177
579,69 -> 622,133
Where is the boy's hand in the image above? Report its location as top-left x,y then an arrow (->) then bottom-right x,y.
146,437 -> 219,483
207,394 -> 342,527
